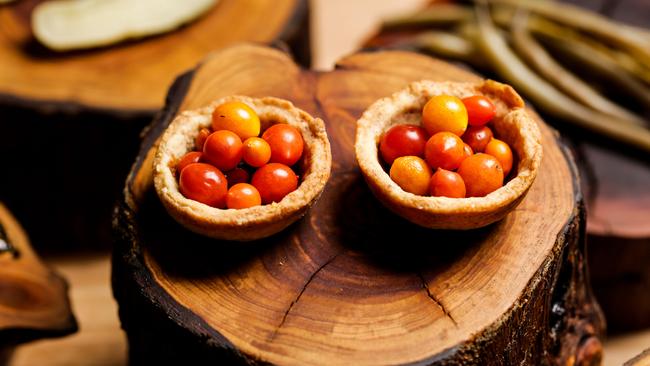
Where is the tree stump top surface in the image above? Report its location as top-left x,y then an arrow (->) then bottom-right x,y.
0,0 -> 304,115
118,44 -> 582,365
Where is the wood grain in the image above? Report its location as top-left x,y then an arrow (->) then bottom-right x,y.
113,44 -> 604,365
0,203 -> 76,348
0,0 -> 308,115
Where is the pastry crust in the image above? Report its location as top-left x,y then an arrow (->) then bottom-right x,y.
154,96 -> 332,241
355,80 -> 542,229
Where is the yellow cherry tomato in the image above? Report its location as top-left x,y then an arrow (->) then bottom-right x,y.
422,95 -> 468,137
212,101 -> 260,140
389,156 -> 432,196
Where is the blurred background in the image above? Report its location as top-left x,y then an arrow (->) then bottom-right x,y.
0,0 -> 648,365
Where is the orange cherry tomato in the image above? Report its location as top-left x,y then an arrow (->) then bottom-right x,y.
463,143 -> 473,160
195,128 -> 211,151
430,169 -> 466,198
379,124 -> 428,165
422,95 -> 468,136
212,101 -> 260,140
485,138 -> 514,176
424,132 -> 466,171
225,167 -> 250,187
226,183 -> 262,209
262,124 -> 304,166
389,156 -> 432,196
242,137 -> 272,168
462,95 -> 496,126
203,130 -> 243,171
457,153 -> 504,197
462,125 -> 493,153
179,163 -> 227,208
176,151 -> 202,176
251,163 -> 298,204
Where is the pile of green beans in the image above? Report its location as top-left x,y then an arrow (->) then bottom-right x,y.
383,0 -> 650,152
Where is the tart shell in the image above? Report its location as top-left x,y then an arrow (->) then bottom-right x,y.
355,80 -> 542,230
154,96 -> 332,241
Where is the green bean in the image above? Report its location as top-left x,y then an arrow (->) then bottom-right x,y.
410,31 -> 478,64
382,4 -> 471,29
474,2 -> 650,153
510,13 -> 645,125
534,27 -> 650,108
486,0 -> 650,67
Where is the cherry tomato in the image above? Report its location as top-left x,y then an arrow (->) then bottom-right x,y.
179,163 -> 227,208
457,153 -> 504,197
225,167 -> 250,187
422,95 -> 468,136
251,163 -> 298,204
430,169 -> 466,198
226,183 -> 262,209
389,156 -> 432,196
262,124 -> 304,166
195,128 -> 211,151
424,132 -> 466,170
242,137 -> 272,167
485,138 -> 514,176
212,101 -> 260,140
462,95 -> 496,126
463,143 -> 473,160
462,125 -> 493,153
176,151 -> 202,176
203,130 -> 243,171
379,124 -> 428,165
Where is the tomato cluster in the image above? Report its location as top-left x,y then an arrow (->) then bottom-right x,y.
176,101 -> 304,209
379,95 -> 514,198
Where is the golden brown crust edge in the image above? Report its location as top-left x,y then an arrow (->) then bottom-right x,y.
355,80 -> 542,230
154,96 -> 332,241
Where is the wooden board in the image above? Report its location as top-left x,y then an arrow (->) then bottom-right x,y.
0,203 -> 76,351
112,44 -> 604,365
0,0 -> 308,116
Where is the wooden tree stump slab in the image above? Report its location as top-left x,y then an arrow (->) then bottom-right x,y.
0,0 -> 308,116
112,44 -> 604,365
0,203 -> 76,354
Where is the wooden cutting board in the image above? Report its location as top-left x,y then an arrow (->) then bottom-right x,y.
0,0 -> 308,116
112,44 -> 604,365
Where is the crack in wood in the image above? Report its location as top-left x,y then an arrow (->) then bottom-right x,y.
416,272 -> 458,327
270,253 -> 341,340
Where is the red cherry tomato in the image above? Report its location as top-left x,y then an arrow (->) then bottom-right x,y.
262,124 -> 304,166
176,151 -> 202,176
462,143 -> 473,160
225,167 -> 250,187
203,130 -> 243,171
430,169 -> 466,198
179,163 -> 228,208
462,125 -> 493,153
379,124 -> 428,165
424,132 -> 466,170
462,95 -> 496,126
242,137 -> 272,168
457,153 -> 504,197
195,128 -> 211,151
251,163 -> 298,204
226,183 -> 262,209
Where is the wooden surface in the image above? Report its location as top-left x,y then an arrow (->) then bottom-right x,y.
626,348 -> 650,366
0,203 -> 76,348
0,0 -> 308,115
112,43 -> 603,365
